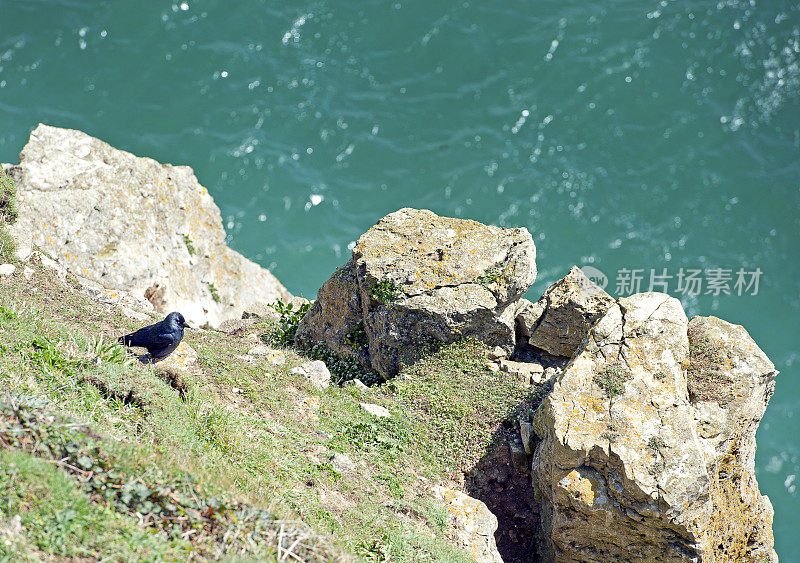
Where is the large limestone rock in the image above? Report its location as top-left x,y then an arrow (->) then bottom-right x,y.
295,208 -> 536,377
517,265 -> 614,358
7,124 -> 291,327
530,292 -> 777,562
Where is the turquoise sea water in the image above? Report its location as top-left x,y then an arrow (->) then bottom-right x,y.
2,0 -> 799,558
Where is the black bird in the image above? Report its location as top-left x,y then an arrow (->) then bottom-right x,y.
118,312 -> 190,360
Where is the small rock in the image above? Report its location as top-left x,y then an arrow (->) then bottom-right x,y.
486,362 -> 500,373
0,264 -> 15,276
359,402 -> 391,418
487,346 -> 508,361
499,359 -> 545,385
242,303 -> 280,321
218,317 -> 256,334
519,422 -> 534,455
267,350 -> 286,365
331,452 -> 355,473
22,266 -> 34,280
298,395 -> 321,422
232,387 -> 241,394
508,439 -> 529,475
290,360 -> 331,390
156,342 -> 198,370
247,344 -> 271,356
343,378 -> 370,391
120,307 -> 151,321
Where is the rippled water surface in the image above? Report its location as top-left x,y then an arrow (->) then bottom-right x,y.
3,0 -> 799,557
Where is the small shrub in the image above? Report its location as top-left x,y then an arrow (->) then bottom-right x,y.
475,264 -> 506,288
206,282 -> 221,303
593,362 -> 631,398
270,300 -> 312,347
369,279 -> 400,303
0,168 -> 17,223
182,234 -> 196,256
344,320 -> 368,350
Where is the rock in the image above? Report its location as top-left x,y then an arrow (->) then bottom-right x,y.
331,452 -> 355,473
8,124 -> 291,328
0,264 -> 15,276
297,395 -> 321,423
498,359 -> 545,385
343,378 -> 369,391
685,315 -> 779,562
487,346 -> 508,361
241,302 -> 280,321
155,341 -> 197,371
359,402 -> 391,418
22,266 -> 34,280
218,317 -> 255,334
290,360 -> 331,390
530,292 -> 777,562
432,486 -> 503,563
518,266 -> 614,358
519,422 -> 534,455
296,208 -> 536,378
247,345 -> 271,357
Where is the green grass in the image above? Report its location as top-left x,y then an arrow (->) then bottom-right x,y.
0,449 -> 189,561
0,259 -> 534,561
0,168 -> 17,261
593,362 -> 632,398
369,278 -> 401,303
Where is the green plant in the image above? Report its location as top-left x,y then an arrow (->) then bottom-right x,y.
647,436 -> 667,453
206,282 -> 221,303
270,300 -> 312,346
302,341 -> 381,385
344,320 -> 368,350
592,362 -> 631,398
369,279 -> 400,303
182,234 -> 196,256
0,168 -> 17,223
475,264 -> 505,288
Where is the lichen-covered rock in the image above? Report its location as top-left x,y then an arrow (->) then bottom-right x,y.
8,124 -> 291,327
432,486 -> 503,563
686,316 -> 778,563
530,292 -> 778,562
296,208 -> 536,377
517,265 -> 614,358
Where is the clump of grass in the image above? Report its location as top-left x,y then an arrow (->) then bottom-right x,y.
206,282 -> 221,303
647,436 -> 666,453
0,169 -> 17,261
182,234 -> 195,256
475,264 -> 505,288
344,320 -> 368,350
369,278 -> 400,303
0,168 -> 17,223
593,361 -> 631,398
686,322 -> 734,404
269,300 -> 312,346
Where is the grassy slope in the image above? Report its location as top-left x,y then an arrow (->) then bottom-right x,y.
0,257 -> 539,561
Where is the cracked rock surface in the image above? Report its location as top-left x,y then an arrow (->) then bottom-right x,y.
516,265 -> 614,359
7,124 -> 291,328
530,292 -> 778,562
295,208 -> 536,378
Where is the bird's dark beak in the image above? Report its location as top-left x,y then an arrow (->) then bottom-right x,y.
182,321 -> 191,329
